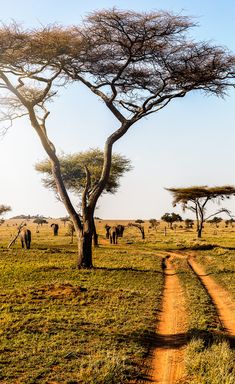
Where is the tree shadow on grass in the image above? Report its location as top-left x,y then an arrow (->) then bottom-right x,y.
94,266 -> 163,274
123,328 -> 235,382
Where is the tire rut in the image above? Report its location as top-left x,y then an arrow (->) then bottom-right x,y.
187,255 -> 235,338
150,256 -> 187,384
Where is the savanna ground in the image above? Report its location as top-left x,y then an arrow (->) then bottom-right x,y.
0,219 -> 234,383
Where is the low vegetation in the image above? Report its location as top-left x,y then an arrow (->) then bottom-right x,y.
0,222 -> 163,383
196,248 -> 235,298
0,219 -> 235,383
172,256 -> 235,384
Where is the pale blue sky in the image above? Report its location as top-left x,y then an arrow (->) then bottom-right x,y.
0,1 -> 235,219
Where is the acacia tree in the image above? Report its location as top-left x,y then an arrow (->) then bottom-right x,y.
207,216 -> 223,227
166,186 -> 235,237
0,10 -> 235,267
33,217 -> 48,226
161,212 -> 183,229
35,148 -> 131,245
149,219 -> 159,231
60,216 -> 70,226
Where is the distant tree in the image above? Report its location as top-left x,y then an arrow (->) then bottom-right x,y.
135,219 -> 145,224
184,218 -> 194,229
167,186 -> 235,238
33,217 -> 48,226
207,216 -> 223,227
225,218 -> 235,228
60,216 -> 70,226
1,10 -> 235,267
161,212 -> 183,229
149,219 -> 160,231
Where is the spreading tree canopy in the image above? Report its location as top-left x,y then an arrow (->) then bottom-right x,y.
166,186 -> 235,237
0,10 -> 235,267
161,212 -> 183,228
35,148 -> 132,198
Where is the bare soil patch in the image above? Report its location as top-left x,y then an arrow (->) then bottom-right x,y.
30,283 -> 86,299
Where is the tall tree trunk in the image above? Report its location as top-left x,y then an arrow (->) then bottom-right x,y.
77,230 -> 93,268
92,217 -> 99,247
197,222 -> 203,238
77,207 -> 94,268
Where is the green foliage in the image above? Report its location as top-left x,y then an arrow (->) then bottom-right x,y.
149,219 -> 159,229
167,185 -> 235,206
161,212 -> 182,225
207,216 -> 223,225
33,217 -> 48,225
167,185 -> 234,237
35,148 -> 132,196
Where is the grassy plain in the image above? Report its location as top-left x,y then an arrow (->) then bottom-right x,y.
0,219 -> 234,383
0,220 -> 163,384
196,248 -> 235,299
172,256 -> 235,384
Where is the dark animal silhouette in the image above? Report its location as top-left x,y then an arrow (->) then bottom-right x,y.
110,226 -> 118,244
105,224 -> 111,239
20,228 -> 31,249
51,223 -> 59,236
116,225 -> 125,238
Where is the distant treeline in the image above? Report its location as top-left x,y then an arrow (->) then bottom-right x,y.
9,215 -> 49,220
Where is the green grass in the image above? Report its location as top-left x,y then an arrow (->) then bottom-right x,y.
184,338 -> 235,384
172,256 -> 235,384
172,257 -> 221,333
1,220 -> 235,383
195,248 -> 235,298
0,239 -> 164,383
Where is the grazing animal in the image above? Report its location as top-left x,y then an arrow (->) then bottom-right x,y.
105,224 -> 111,239
110,226 -> 118,244
116,224 -> 125,238
20,228 -> 31,249
51,223 -> 59,236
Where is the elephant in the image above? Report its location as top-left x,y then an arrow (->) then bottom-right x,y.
105,224 -> 111,239
20,228 -> 31,249
51,223 -> 59,236
109,226 -> 118,244
116,224 -> 125,238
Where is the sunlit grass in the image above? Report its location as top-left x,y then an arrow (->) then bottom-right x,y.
0,219 -> 235,383
0,221 -> 164,383
173,257 -> 235,384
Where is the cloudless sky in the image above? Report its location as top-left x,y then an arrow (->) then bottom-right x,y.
0,1 -> 235,220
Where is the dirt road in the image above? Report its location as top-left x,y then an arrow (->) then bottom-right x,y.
188,256 -> 235,336
150,256 -> 187,383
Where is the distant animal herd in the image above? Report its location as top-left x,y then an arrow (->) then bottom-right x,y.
17,222 -> 125,249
